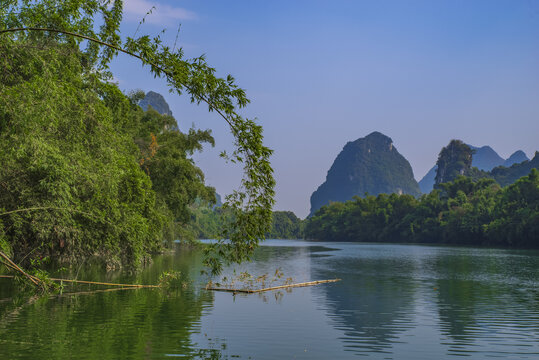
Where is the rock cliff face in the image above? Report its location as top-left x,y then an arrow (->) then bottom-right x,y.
418,166 -> 437,194
435,140 -> 474,185
139,91 -> 173,116
309,132 -> 420,215
419,146 -> 530,193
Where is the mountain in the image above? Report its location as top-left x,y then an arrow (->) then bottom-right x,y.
469,145 -> 504,171
419,145 -> 529,193
418,166 -> 437,194
309,132 -> 420,215
139,91 -> 173,116
435,140 -> 475,185
503,150 -> 529,167
491,152 -> 539,187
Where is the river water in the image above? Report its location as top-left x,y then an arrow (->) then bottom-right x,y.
1,240 -> 538,359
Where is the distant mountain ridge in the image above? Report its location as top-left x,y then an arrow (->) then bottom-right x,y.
419,145 -> 529,193
469,145 -> 504,171
503,150 -> 528,167
310,132 -> 420,215
491,151 -> 539,187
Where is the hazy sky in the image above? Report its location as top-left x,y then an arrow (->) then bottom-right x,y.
109,0 -> 539,218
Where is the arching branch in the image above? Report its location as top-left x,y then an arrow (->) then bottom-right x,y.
0,27 -> 235,130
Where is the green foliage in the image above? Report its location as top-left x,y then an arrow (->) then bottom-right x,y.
187,203 -> 227,240
489,152 -> 539,187
0,38 -> 164,269
0,0 -> 275,274
158,270 -> 189,291
485,168 -> 539,247
265,211 -> 303,239
189,207 -> 303,240
305,170 -> 539,248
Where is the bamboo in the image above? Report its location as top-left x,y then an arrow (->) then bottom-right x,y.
54,287 -> 142,297
0,251 -> 40,286
48,278 -> 159,288
0,274 -> 158,288
206,278 -> 341,293
0,27 -> 237,130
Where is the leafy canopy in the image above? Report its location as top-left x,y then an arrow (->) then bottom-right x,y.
0,0 -> 275,274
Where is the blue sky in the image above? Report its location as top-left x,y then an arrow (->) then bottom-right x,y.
110,0 -> 539,218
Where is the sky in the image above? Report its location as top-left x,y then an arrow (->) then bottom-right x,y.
109,0 -> 539,218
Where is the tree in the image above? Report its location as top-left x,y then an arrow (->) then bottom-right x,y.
0,0 -> 275,274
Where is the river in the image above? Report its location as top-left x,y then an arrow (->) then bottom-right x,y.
1,240 -> 538,359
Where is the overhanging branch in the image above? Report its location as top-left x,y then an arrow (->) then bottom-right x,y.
0,27 -> 235,129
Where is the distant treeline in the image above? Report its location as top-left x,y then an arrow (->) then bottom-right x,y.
190,206 -> 303,240
304,169 -> 539,248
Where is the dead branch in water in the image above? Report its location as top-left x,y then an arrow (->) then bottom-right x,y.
0,251 -> 41,286
0,274 -> 158,288
0,251 -> 158,289
206,278 -> 341,293
48,278 -> 159,288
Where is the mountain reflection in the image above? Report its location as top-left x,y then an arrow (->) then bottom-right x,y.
312,247 -> 417,355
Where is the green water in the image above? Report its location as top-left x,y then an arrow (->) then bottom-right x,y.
1,240 -> 538,359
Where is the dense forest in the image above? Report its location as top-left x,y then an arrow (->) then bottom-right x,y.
0,38 -> 219,269
0,0 -> 275,274
305,167 -> 539,248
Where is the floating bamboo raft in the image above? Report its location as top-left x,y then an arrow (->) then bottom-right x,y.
206,278 -> 341,293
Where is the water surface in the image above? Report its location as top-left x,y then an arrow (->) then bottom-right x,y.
1,240 -> 538,359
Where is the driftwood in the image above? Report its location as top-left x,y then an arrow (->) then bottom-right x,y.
206,278 -> 341,293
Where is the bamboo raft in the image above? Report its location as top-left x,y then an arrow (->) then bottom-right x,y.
206,278 -> 341,293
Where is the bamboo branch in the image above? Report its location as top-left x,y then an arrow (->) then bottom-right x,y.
206,278 -> 341,294
0,27 -> 236,130
0,251 -> 40,286
0,274 -> 159,288
48,278 -> 159,288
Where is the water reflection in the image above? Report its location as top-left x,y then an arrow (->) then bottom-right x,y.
2,242 -> 539,359
0,247 -> 233,360
312,244 -> 539,358
312,245 -> 417,355
429,248 -> 539,357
